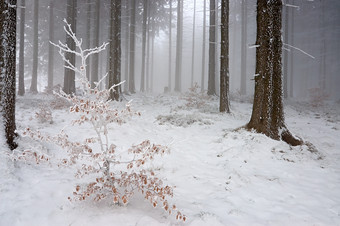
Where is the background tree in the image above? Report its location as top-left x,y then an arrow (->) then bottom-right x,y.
63,0 -> 77,94
190,0 -> 196,88
85,0 -> 92,81
140,0 -> 148,92
47,0 -> 55,92
30,0 -> 39,93
168,0 -> 172,91
18,0 -> 26,96
0,0 -> 18,150
201,0 -> 206,92
174,0 -> 183,92
240,0 -> 247,95
129,0 -> 136,93
91,0 -> 100,88
220,0 -> 230,113
246,0 -> 301,146
207,0 -> 216,96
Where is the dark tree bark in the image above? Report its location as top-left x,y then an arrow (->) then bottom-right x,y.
128,0 -> 136,93
174,0 -> 183,92
0,0 -> 18,150
190,0 -> 196,88
108,0 -> 121,101
63,0 -> 77,94
220,0 -> 230,113
168,0 -> 172,91
123,0 -> 130,93
30,0 -> 39,93
207,0 -> 216,95
91,0 -> 100,88
140,0 -> 148,92
246,0 -> 301,146
240,0 -> 247,95
47,0 -> 54,92
18,0 -> 25,96
201,0 -> 206,92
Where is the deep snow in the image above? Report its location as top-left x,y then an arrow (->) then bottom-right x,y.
1,92 -> 339,226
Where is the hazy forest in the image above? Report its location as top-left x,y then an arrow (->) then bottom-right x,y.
1,0 -> 340,225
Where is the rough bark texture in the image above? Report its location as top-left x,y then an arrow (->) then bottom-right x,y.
174,0 -> 183,92
140,0 -> 148,92
247,0 -> 302,146
30,0 -> 39,93
18,0 -> 25,96
220,0 -> 230,113
0,0 -> 18,150
63,0 -> 77,94
91,0 -> 100,88
108,0 -> 121,101
129,0 -> 136,93
47,0 -> 54,92
207,0 -> 216,96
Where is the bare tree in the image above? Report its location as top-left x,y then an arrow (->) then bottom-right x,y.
140,0 -> 148,92
129,0 -> 136,93
0,0 -> 18,150
201,0 -> 206,92
124,0 -> 130,93
168,0 -> 172,91
240,0 -> 247,95
18,0 -> 26,96
47,0 -> 55,92
174,0 -> 183,92
246,0 -> 301,146
208,0 -> 216,96
91,0 -> 100,88
85,0 -> 92,81
30,0 -> 39,93
190,0 -> 196,88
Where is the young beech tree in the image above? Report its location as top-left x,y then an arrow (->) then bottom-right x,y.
0,0 -> 18,150
246,0 -> 302,146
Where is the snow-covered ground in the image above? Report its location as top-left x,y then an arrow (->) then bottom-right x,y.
1,92 -> 339,226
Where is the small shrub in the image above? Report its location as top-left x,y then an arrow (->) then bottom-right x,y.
35,104 -> 53,124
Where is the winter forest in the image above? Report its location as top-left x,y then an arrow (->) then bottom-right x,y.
1,0 -> 340,225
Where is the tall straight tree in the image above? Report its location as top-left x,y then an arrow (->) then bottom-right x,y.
108,0 -> 121,101
30,0 -> 39,93
168,0 -> 172,91
174,0 -> 183,92
91,0 -> 100,88
0,0 -> 17,150
47,0 -> 55,92
207,0 -> 216,95
18,0 -> 26,96
220,0 -> 230,113
190,0 -> 196,88
63,0 -> 77,94
140,0 -> 148,92
129,0 -> 136,93
240,0 -> 247,95
123,0 -> 130,93
201,0 -> 206,92
85,0 -> 91,81
246,0 -> 301,146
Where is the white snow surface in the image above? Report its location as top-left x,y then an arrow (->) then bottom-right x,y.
1,93 -> 339,226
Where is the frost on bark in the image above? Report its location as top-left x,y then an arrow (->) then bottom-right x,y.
220,0 -> 230,113
63,0 -> 77,94
207,0 -> 216,96
246,0 -> 302,146
0,0 -> 18,150
108,0 -> 121,101
18,0 -> 25,96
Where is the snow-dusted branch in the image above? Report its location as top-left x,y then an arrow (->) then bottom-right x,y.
283,43 -> 315,59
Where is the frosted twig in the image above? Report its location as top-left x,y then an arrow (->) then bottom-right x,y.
283,43 -> 315,59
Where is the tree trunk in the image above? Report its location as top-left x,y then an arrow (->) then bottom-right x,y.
220,0 -> 230,113
174,0 -> 183,92
190,0 -> 196,88
168,0 -> 172,91
91,0 -> 100,88
240,0 -> 247,95
47,0 -> 54,92
128,0 -> 136,93
18,0 -> 26,96
0,0 -> 18,150
207,0 -> 216,95
109,0 -> 121,101
146,5 -> 151,92
289,3 -> 294,98
30,0 -> 39,93
283,0 -> 289,98
85,0 -> 91,81
123,0 -> 130,93
63,0 -> 77,94
201,0 -> 206,92
246,0 -> 301,146
140,0 -> 148,92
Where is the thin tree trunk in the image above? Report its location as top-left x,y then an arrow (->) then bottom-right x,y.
129,0 -> 136,93
208,0 -> 216,95
47,0 -> 54,92
283,0 -> 289,98
174,0 -> 183,92
85,0 -> 91,81
190,0 -> 196,88
124,0 -> 130,93
91,0 -> 100,88
18,0 -> 26,96
151,26 -> 155,92
168,0 -> 172,91
289,4 -> 294,98
30,0 -> 39,93
146,5 -> 151,92
201,0 -> 206,92
240,0 -> 247,95
220,0 -> 230,113
140,0 -> 148,92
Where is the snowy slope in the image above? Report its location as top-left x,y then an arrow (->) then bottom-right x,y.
1,93 -> 339,226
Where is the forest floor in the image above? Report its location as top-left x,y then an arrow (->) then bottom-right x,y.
1,91 -> 340,226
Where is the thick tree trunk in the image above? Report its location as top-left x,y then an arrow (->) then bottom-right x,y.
63,0 -> 77,94
128,0 -> 136,93
174,0 -> 183,92
91,0 -> 100,88
201,0 -> 206,92
207,0 -> 216,95
283,0 -> 289,98
0,0 -> 18,150
47,0 -> 54,92
220,0 -> 230,113
140,0 -> 148,92
247,0 -> 301,146
30,0 -> 39,93
18,0 -> 26,96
